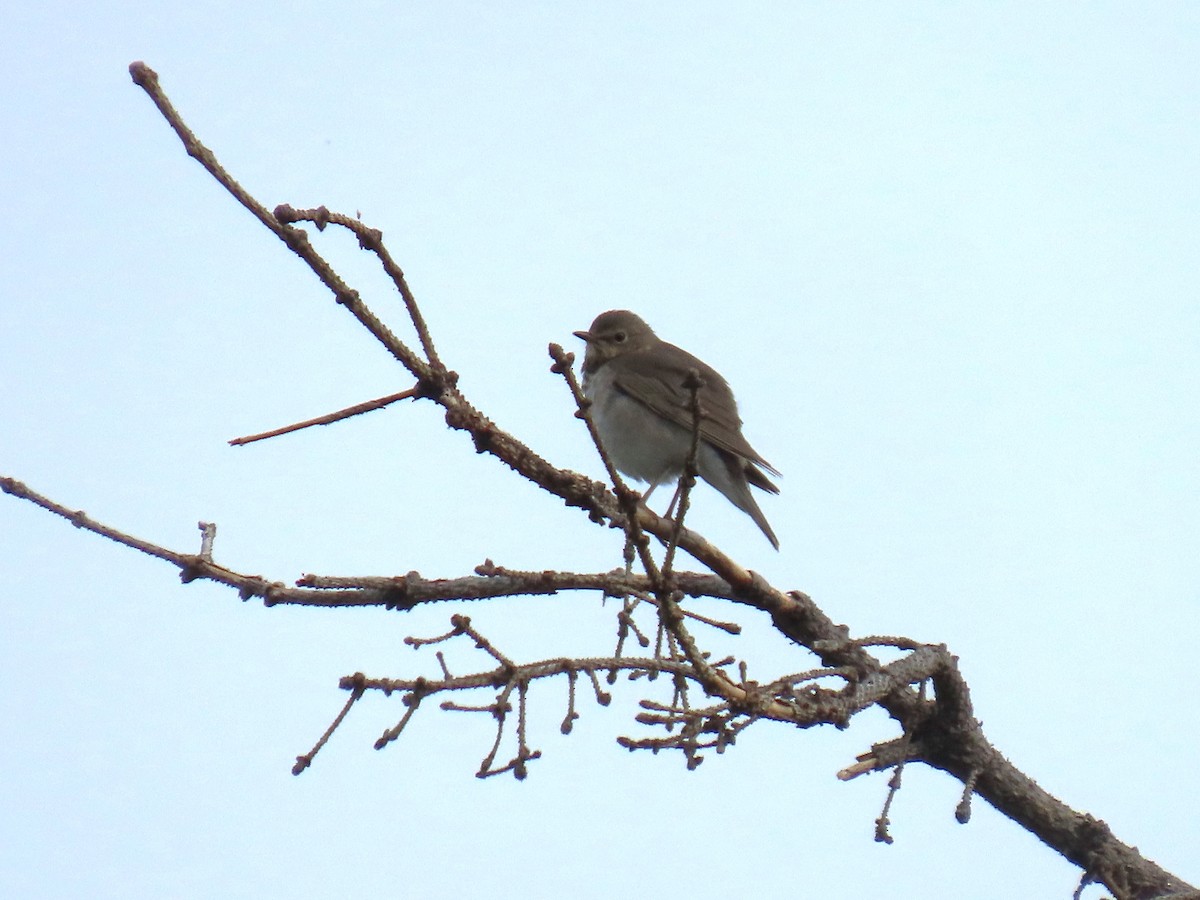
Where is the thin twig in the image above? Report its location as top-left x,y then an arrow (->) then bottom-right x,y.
662,367 -> 705,577
230,387 -> 418,446
292,677 -> 365,774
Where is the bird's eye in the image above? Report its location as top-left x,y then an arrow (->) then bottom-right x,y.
613,331 -> 627,343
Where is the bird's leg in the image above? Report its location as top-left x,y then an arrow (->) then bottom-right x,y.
662,478 -> 685,522
640,478 -> 662,506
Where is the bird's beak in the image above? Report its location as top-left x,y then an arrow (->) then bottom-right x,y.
573,330 -> 592,343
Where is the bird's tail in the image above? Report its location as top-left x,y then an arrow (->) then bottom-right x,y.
710,454 -> 780,550
739,488 -> 780,550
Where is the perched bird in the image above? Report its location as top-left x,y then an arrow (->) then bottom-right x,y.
574,309 -> 780,549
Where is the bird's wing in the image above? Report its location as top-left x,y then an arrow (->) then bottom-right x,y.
612,343 -> 780,477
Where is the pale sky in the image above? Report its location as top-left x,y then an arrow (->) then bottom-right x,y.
2,3 -> 1198,898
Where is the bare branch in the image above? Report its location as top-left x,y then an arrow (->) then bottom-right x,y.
2,62 -> 1184,900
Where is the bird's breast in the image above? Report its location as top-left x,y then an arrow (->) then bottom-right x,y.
585,367 -> 692,484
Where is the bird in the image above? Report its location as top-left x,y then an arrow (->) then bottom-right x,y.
574,309 -> 780,549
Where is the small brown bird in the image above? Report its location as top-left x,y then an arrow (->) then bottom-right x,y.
574,310 -> 780,549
